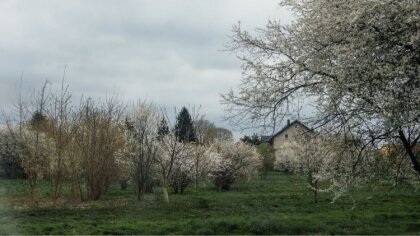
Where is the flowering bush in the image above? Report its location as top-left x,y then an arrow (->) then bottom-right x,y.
207,141 -> 261,190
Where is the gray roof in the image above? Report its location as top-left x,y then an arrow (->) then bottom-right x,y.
260,135 -> 272,143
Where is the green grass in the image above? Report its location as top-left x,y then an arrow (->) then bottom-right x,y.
0,172 -> 419,234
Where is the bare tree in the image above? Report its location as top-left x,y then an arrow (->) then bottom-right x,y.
45,75 -> 72,203
66,119 -> 83,202
74,96 -> 125,201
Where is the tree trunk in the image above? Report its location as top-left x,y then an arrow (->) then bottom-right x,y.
137,186 -> 142,201
195,159 -> 199,188
70,172 -> 82,203
313,180 -> 318,204
28,174 -> 37,207
137,181 -> 145,201
52,173 -> 63,204
163,186 -> 169,203
162,173 -> 170,203
398,131 -> 420,176
71,181 -> 82,203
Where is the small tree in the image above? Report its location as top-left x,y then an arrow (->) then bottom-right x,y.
166,107 -> 208,195
4,80 -> 53,206
169,148 -> 194,194
74,97 -> 124,201
0,131 -> 25,179
157,117 -> 169,137
44,80 -> 73,203
274,133 -> 374,206
66,126 -> 83,202
191,143 -> 211,188
17,128 -> 53,205
155,133 -> 190,202
282,135 -> 331,203
123,101 -> 160,200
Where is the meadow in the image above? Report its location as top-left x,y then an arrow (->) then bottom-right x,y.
0,172 -> 419,235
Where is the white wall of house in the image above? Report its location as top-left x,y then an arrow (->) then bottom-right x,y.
272,124 -> 307,150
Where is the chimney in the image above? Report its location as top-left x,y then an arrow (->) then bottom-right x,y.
287,119 -> 290,126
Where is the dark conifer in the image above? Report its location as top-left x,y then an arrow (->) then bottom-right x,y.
174,107 -> 196,142
157,117 -> 169,136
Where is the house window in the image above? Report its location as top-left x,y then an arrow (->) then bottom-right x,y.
285,134 -> 288,139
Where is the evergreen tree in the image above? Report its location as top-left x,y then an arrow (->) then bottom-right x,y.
241,134 -> 261,146
157,117 -> 169,137
30,110 -> 47,129
174,107 -> 196,142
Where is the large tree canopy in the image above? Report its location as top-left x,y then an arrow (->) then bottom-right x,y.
223,0 -> 419,174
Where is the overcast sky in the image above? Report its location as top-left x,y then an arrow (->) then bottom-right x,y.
0,0 -> 293,139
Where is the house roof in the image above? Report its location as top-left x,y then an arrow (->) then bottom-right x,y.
261,120 -> 311,143
260,135 -> 272,143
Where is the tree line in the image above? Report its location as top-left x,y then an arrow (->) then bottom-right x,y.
0,81 -> 261,206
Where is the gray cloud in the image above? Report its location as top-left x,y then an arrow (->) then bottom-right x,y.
0,0 -> 293,139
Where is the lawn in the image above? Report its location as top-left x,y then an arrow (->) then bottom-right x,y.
0,172 -> 419,235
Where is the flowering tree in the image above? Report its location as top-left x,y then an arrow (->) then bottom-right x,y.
169,146 -> 194,194
155,133 -> 191,202
207,141 -> 261,191
191,143 -> 212,188
123,101 -> 160,200
275,133 -> 377,205
223,0 -> 420,176
2,80 -> 52,205
274,142 -> 297,172
12,128 -> 53,205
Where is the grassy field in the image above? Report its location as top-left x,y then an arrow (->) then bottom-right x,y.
0,172 -> 419,235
